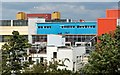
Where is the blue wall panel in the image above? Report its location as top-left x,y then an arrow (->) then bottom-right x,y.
37,22 -> 97,35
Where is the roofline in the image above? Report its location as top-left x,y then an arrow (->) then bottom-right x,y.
37,22 -> 97,24
106,9 -> 120,11
27,13 -> 51,15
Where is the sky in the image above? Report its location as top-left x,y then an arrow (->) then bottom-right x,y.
1,0 -> 120,2
1,2 -> 119,21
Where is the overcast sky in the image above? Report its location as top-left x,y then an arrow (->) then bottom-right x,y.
1,2 -> 119,21
1,0 -> 120,2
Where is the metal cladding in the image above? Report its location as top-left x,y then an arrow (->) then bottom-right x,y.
27,14 -> 51,20
98,18 -> 117,36
52,11 -> 61,20
98,9 -> 119,36
37,22 -> 97,35
106,9 -> 120,19
16,12 -> 27,20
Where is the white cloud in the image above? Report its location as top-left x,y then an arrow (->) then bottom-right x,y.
1,2 -> 118,20
43,4 -> 102,20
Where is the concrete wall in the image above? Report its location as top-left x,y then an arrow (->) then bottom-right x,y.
47,46 -> 58,63
28,18 -> 45,43
73,47 -> 86,71
0,26 -> 28,35
57,48 -> 73,70
46,46 -> 86,71
47,34 -> 65,47
117,19 -> 120,26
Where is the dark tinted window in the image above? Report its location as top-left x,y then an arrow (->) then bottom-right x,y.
53,52 -> 57,58
13,20 -> 28,26
0,20 -> 11,26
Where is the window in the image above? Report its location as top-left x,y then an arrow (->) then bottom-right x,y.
24,35 -> 28,39
86,36 -> 91,40
65,43 -> 70,46
0,35 -> 2,42
85,43 -> 90,46
77,25 -> 95,28
90,26 -> 93,28
77,56 -> 79,58
81,36 -> 85,42
86,50 -> 90,54
38,26 -> 43,28
93,26 -> 95,28
53,52 -> 57,58
44,26 -> 47,28
77,26 -> 82,28
77,26 -> 80,28
76,44 -> 81,46
61,26 -> 64,28
0,20 -> 11,26
81,26 -> 84,28
73,26 -> 75,28
32,35 -> 47,43
29,57 -> 32,62
90,25 -> 95,28
78,36 -> 82,42
61,25 -> 75,28
85,26 -> 88,28
38,26 -> 51,28
13,20 -> 28,26
36,59 -> 39,64
0,35 -> 10,42
40,57 -> 43,63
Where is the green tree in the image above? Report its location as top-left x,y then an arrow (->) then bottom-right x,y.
2,31 -> 31,75
24,58 -> 74,75
81,26 -> 120,74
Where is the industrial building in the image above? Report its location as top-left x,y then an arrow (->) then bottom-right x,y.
0,18 -> 96,71
0,9 -> 119,71
98,9 -> 120,36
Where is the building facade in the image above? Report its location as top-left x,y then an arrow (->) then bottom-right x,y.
98,9 -> 120,36
1,9 -> 119,71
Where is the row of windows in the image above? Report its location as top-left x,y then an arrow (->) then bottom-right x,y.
0,35 -> 10,42
65,43 -> 91,47
0,20 -> 28,26
38,25 -> 96,29
32,35 -> 47,43
38,26 -> 51,28
65,35 -> 96,46
0,35 -> 28,42
13,20 -> 28,26
0,20 -> 11,26
61,25 -> 96,28
61,26 -> 75,28
31,35 -> 96,46
29,44 -> 46,54
65,35 -> 95,42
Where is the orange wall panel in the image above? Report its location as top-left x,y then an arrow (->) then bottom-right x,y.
98,18 -> 117,36
106,10 -> 120,19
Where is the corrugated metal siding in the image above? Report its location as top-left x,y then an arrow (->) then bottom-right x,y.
37,22 -> 97,35
98,18 -> 117,36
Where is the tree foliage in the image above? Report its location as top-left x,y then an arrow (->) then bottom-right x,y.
2,31 -> 31,75
81,26 -> 120,74
23,58 -> 78,75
